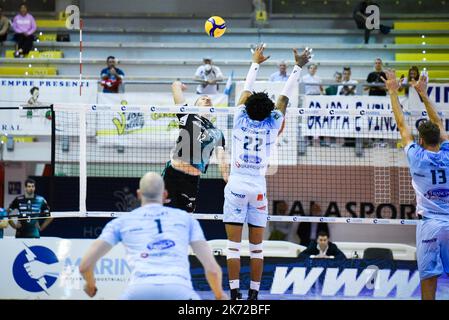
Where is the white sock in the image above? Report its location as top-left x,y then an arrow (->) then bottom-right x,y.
229,279 -> 240,290
250,281 -> 260,291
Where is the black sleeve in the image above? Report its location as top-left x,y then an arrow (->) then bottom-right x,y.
299,242 -> 318,257
220,132 -> 226,149
329,243 -> 346,260
366,72 -> 374,83
8,197 -> 19,211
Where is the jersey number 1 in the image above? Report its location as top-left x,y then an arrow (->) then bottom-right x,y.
431,169 -> 447,185
155,219 -> 163,234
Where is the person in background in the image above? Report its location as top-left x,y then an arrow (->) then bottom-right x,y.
8,178 -> 52,238
302,63 -> 324,95
269,61 -> 289,82
365,58 -> 387,96
399,66 -> 420,96
303,64 -> 327,146
338,66 -> 359,147
194,57 -> 224,95
101,56 -> 125,93
299,231 -> 346,260
325,72 -> 342,95
12,3 -> 36,58
353,1 -> 391,44
0,5 -> 10,45
338,67 -> 358,96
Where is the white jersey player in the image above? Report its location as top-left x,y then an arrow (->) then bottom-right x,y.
223,44 -> 312,300
79,172 -> 227,300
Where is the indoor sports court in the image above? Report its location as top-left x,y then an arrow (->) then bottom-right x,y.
1,0 -> 449,301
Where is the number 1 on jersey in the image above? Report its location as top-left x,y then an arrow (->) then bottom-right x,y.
155,219 -> 163,234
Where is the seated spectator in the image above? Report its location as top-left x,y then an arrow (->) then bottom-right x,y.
325,72 -> 342,95
101,56 -> 125,93
299,231 -> 346,260
337,67 -> 358,96
12,4 -> 36,58
194,57 -> 224,95
0,5 -> 10,45
353,1 -> 391,44
301,64 -> 324,95
269,61 -> 289,82
399,66 -> 420,96
296,203 -> 329,247
252,0 -> 268,27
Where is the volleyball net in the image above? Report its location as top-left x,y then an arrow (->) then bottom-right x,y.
46,98 -> 428,225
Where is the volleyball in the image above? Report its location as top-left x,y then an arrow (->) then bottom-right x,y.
205,16 -> 226,38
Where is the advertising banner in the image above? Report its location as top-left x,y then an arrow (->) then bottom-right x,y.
0,78 -> 97,135
1,237 -> 448,300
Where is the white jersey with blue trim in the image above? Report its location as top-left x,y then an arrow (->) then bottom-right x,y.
405,141 -> 449,221
98,203 -> 205,288
230,105 -> 284,177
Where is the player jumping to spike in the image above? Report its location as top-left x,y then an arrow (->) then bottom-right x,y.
223,44 -> 312,300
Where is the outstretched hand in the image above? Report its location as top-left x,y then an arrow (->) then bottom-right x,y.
293,47 -> 313,68
380,69 -> 401,94
252,43 -> 270,64
410,73 -> 428,97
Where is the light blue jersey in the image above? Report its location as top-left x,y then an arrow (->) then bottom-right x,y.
230,105 -> 284,177
99,203 -> 205,289
405,141 -> 449,221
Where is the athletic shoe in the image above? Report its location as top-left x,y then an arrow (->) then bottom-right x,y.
230,289 -> 242,300
247,289 -> 259,300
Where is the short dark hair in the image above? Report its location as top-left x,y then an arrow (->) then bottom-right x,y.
30,86 -> 39,94
25,178 -> 36,186
418,120 -> 440,146
106,56 -> 115,61
317,231 -> 329,238
343,66 -> 351,72
20,3 -> 27,9
244,92 -> 274,121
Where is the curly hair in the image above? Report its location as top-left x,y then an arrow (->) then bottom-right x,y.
244,92 -> 274,121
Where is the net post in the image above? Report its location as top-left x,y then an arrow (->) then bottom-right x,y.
79,107 -> 87,215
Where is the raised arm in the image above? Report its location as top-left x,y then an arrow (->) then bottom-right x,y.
171,80 -> 187,105
381,69 -> 414,146
276,47 -> 312,115
411,74 -> 449,142
237,43 -> 270,106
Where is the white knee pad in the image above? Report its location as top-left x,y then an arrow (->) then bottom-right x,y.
226,240 -> 241,260
250,242 -> 264,259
